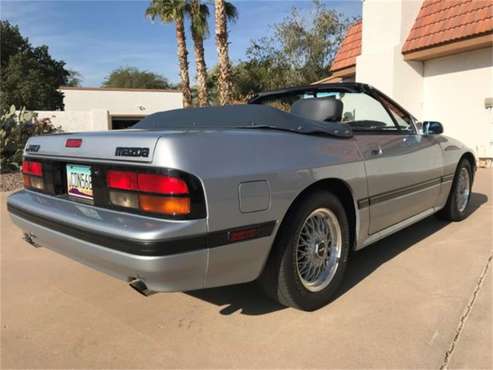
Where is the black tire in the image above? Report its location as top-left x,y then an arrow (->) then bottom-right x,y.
437,159 -> 473,221
259,191 -> 350,311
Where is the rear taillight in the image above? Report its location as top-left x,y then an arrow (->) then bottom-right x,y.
22,160 -> 43,176
106,170 -> 192,216
22,160 -> 44,190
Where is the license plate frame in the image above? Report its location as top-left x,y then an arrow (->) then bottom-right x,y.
66,164 -> 94,202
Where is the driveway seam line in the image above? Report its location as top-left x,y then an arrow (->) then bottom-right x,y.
439,253 -> 493,370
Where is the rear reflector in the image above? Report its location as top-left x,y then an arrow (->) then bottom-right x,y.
65,138 -> 82,148
139,195 -> 191,215
229,228 -> 258,242
22,160 -> 43,177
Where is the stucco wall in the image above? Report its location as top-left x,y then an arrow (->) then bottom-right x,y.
356,0 -> 424,117
355,0 -> 493,158
35,110 -> 110,132
34,88 -> 183,132
61,88 -> 183,115
423,47 -> 493,157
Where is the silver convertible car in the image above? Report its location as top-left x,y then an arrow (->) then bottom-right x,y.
7,83 -> 476,311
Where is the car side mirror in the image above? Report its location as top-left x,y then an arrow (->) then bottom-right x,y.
422,121 -> 443,135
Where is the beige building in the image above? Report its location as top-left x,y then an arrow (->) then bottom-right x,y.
36,87 -> 183,132
318,0 -> 493,161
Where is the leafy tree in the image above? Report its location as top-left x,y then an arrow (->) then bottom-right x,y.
0,20 -> 76,112
0,21 -> 29,70
102,66 -> 173,89
230,1 -> 352,100
66,70 -> 83,87
146,0 -> 193,107
0,106 -> 60,173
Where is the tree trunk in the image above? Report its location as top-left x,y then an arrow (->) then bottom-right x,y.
215,0 -> 233,105
192,32 -> 209,107
175,18 -> 192,108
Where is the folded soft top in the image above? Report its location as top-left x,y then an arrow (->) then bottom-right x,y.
133,104 -> 353,138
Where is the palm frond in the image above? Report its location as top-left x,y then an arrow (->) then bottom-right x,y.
145,0 -> 186,23
188,0 -> 210,38
224,1 -> 238,23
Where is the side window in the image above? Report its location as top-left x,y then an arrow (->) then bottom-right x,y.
338,93 -> 397,131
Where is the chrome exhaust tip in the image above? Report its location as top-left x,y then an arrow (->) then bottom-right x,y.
129,278 -> 156,297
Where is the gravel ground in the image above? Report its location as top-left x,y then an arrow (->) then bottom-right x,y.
0,172 -> 23,192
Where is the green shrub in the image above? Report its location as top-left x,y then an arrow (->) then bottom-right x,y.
0,105 -> 60,173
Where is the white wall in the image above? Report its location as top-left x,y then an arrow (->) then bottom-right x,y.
34,88 -> 183,132
356,0 -> 424,117
35,110 -> 110,132
61,88 -> 183,115
423,47 -> 493,157
354,0 -> 493,159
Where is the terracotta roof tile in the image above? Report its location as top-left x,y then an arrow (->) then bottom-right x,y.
330,20 -> 362,72
403,0 -> 493,54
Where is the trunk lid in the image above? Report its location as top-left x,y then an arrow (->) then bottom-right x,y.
24,130 -> 165,163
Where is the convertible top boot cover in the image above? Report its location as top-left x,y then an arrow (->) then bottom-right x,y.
134,104 -> 352,138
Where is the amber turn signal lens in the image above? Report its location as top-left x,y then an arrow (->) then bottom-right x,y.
139,195 -> 191,215
23,175 -> 31,188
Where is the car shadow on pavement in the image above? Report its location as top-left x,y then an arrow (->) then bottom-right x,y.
186,192 -> 488,316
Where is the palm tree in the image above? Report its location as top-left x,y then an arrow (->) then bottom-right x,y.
146,0 -> 193,108
187,0 -> 210,107
214,0 -> 238,105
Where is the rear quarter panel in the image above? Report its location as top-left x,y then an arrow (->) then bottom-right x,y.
152,130 -> 367,287
153,130 -> 367,232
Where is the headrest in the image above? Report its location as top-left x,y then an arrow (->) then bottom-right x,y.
291,97 -> 343,122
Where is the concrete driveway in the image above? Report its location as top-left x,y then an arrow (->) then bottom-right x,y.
1,170 -> 491,369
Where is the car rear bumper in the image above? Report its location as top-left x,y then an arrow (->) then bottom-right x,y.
7,190 -> 276,292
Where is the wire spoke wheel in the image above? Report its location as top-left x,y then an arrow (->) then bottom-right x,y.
456,167 -> 470,213
296,208 -> 342,292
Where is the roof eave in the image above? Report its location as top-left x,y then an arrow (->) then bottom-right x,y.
403,32 -> 493,61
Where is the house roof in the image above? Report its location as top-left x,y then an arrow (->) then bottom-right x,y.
402,0 -> 493,54
329,20 -> 362,73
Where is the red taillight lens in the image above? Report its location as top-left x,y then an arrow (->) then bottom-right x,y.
137,173 -> 189,194
22,160 -> 43,176
106,170 -> 192,216
107,171 -> 189,195
65,138 -> 82,148
106,170 -> 138,191
22,160 -> 44,190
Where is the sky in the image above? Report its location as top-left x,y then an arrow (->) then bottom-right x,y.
1,0 -> 362,87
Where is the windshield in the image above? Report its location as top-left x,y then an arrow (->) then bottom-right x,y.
251,89 -> 415,133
